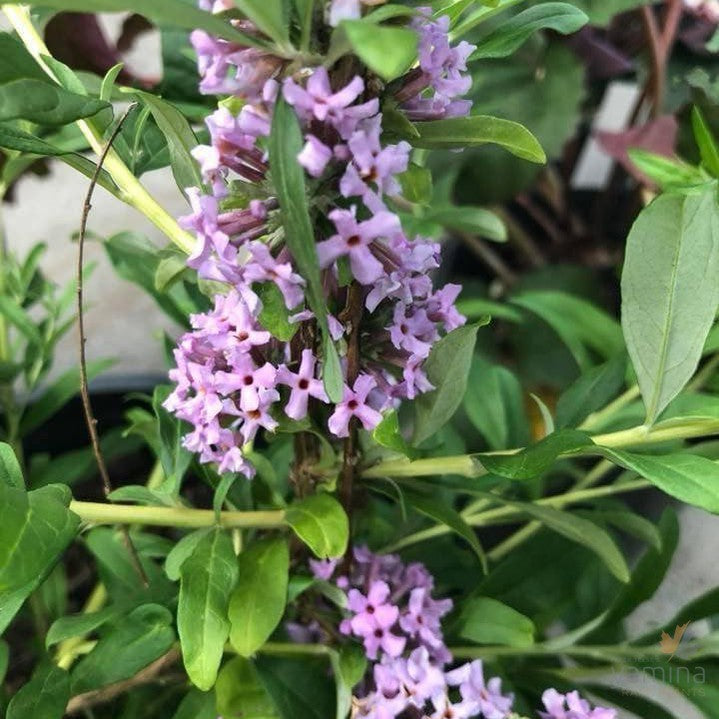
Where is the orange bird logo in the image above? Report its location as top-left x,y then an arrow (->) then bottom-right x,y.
659,622 -> 690,660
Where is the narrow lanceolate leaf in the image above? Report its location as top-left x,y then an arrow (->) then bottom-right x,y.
692,106 -> 719,178
479,429 -> 593,480
599,447 -> 719,514
269,97 -> 343,402
0,484 -> 80,634
411,116 -> 546,163
555,354 -> 627,429
470,3 -> 588,60
135,91 -> 202,193
621,190 -> 719,424
509,501 -> 630,583
456,597 -> 535,648
179,529 -> 239,690
406,492 -> 487,572
235,0 -> 289,45
341,21 -> 418,81
0,79 -> 107,125
413,322 -> 483,445
7,663 -> 70,719
285,494 -> 349,559
229,538 -> 289,657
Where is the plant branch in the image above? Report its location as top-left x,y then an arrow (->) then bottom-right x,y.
65,648 -> 181,715
70,501 -> 286,529
76,104 -> 148,587
339,281 -> 364,523
362,417 -> 719,479
383,479 -> 652,552
2,5 -> 195,255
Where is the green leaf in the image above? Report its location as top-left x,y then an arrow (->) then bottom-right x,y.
0,443 -> 24,489
135,91 -> 202,193
456,597 -> 535,647
480,429 -> 592,480
463,357 -> 530,450
555,354 -> 626,429
104,231 -> 199,325
692,106 -> 719,178
257,282 -> 298,342
406,491 -> 487,571
0,0 -> 268,48
506,500 -> 631,582
254,655 -> 336,719
165,528 -> 212,581
601,508 -> 678,627
20,359 -> 114,434
0,32 -> 47,82
0,484 -> 80,634
423,206 -> 506,241
628,149 -> 707,190
216,656 -> 278,719
171,689 -> 218,719
285,494 -> 349,559
398,163 -> 432,205
330,645 -> 367,719
0,79 -> 107,125
0,295 -> 42,345
580,684 -> 677,719
621,190 -> 719,423
235,0 -> 289,45
512,291 -> 623,369
7,663 -> 69,719
341,21 -> 418,81
579,509 -> 662,551
0,124 -> 121,195
599,447 -> 719,514
46,606 -> 120,648
178,528 -> 238,690
470,3 -> 588,60
269,97 -> 342,402
229,538 -> 288,657
70,604 -> 176,694
413,322 -> 482,445
153,385 -> 192,493
372,411 -> 414,458
412,115 -> 546,163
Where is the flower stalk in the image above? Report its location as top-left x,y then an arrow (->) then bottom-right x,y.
2,5 -> 195,255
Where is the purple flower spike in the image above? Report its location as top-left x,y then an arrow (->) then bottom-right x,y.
298,134 -> 333,177
277,349 -> 329,420
318,207 -> 400,285
445,660 -> 514,719
348,580 -> 406,659
540,689 -> 617,719
328,374 -> 383,437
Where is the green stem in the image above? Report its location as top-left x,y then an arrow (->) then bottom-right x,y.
580,385 -> 641,431
3,6 -> 195,255
70,501 -> 286,529
383,479 -> 652,552
0,211 -> 23,468
450,643 -> 662,661
260,641 -> 333,657
362,418 -> 719,480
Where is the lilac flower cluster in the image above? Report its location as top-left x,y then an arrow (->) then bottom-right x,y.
165,3 -> 473,476
307,548 -> 615,719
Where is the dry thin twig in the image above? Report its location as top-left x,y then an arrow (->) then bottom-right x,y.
65,648 -> 180,714
77,104 -> 148,586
